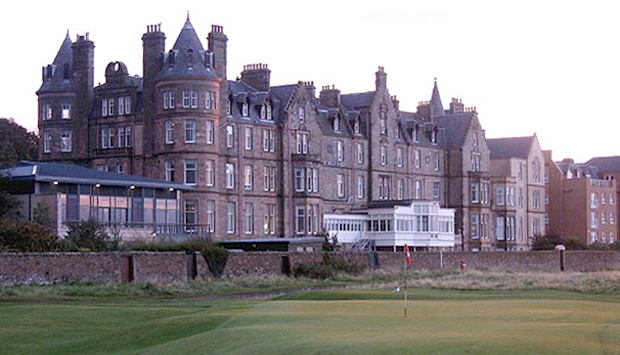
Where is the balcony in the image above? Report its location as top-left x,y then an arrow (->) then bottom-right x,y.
92,147 -> 134,157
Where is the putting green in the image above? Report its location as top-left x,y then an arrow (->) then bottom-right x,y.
2,290 -> 620,355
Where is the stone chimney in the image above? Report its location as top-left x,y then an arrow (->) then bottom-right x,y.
449,98 -> 464,113
240,63 -> 270,92
319,85 -> 341,107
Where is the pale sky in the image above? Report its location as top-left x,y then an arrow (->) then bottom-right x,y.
1,0 -> 619,163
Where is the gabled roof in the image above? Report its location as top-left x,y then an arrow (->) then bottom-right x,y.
486,136 -> 534,160
270,84 -> 298,111
585,156 -> 620,173
2,161 -> 190,190
435,112 -> 476,150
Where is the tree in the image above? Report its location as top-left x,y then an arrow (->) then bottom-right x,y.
0,118 -> 38,169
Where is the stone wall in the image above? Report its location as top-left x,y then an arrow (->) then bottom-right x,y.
2,250 -> 620,285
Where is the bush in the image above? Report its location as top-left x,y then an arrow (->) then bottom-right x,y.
0,219 -> 57,252
323,252 -> 365,275
65,219 -> 117,252
531,234 -> 587,250
200,242 -> 229,278
293,263 -> 336,279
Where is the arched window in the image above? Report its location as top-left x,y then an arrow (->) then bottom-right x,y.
333,116 -> 340,131
260,104 -> 266,119
242,101 -> 249,117
266,103 -> 272,120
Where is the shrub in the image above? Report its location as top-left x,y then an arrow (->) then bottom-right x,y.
531,234 -> 587,250
293,263 -> 335,279
65,219 -> 115,252
0,218 -> 57,252
323,252 -> 365,275
200,242 -> 229,278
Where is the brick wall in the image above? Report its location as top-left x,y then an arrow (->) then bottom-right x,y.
2,250 -> 620,285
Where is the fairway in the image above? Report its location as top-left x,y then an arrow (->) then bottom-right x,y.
2,289 -> 620,355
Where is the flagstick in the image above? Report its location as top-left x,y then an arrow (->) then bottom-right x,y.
404,251 -> 408,319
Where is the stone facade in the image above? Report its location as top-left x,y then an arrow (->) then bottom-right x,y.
37,17 -> 540,250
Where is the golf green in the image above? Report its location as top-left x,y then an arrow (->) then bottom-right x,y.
2,289 -> 619,354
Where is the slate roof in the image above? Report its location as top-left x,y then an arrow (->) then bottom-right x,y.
38,33 -> 74,94
435,112 -> 475,150
585,156 -> 620,173
556,161 -> 601,179
158,18 -> 218,81
226,80 -> 282,125
2,161 -> 189,190
341,91 -> 375,109
430,80 -> 445,119
486,136 -> 534,160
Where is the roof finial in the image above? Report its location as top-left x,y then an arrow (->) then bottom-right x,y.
434,77 -> 437,83
187,11 -> 190,21
65,29 -> 70,38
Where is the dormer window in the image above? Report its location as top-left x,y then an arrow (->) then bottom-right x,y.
473,131 -> 479,146
260,104 -> 267,119
354,118 -> 360,134
242,101 -> 249,117
333,116 -> 340,131
266,103 -> 272,120
187,49 -> 194,69
380,118 -> 387,135
395,125 -> 401,139
226,97 -> 232,116
431,127 -> 438,144
412,124 -> 419,141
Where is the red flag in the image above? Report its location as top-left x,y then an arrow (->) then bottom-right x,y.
405,244 -> 412,265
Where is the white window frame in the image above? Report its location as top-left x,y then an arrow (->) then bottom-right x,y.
337,141 -> 344,161
226,163 -> 235,189
357,143 -> 363,164
61,103 -> 71,119
165,121 -> 174,144
226,202 -> 236,234
206,120 -> 214,144
414,149 -> 421,169
357,175 -> 365,199
226,125 -> 234,148
206,160 -> 215,187
184,160 -> 197,185
295,206 -> 306,234
43,131 -> 51,153
185,119 -> 196,143
244,203 -> 253,234
381,145 -> 388,166
337,174 -> 345,197
244,165 -> 253,190
60,130 -> 72,152
397,147 -> 403,168
206,200 -> 215,233
183,91 -> 191,108
244,127 -> 253,150
165,160 -> 174,182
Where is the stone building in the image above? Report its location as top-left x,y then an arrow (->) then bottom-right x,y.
487,135 -> 546,250
37,16 -> 533,250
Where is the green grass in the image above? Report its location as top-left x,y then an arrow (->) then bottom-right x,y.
2,288 -> 620,354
